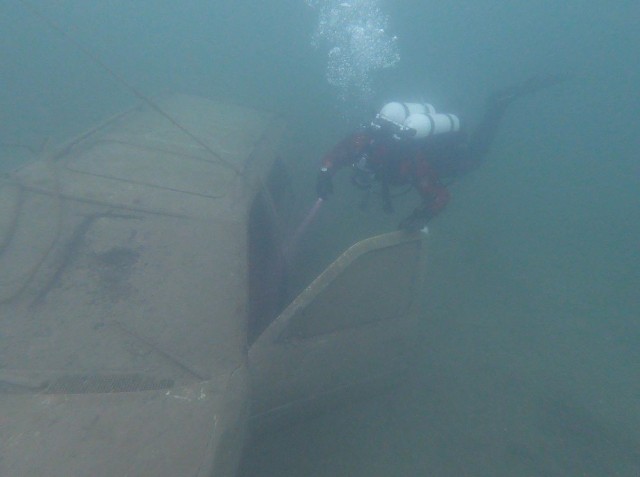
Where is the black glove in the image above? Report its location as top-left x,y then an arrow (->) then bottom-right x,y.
398,206 -> 432,232
316,168 -> 333,200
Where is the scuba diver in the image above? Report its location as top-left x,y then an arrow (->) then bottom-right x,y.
316,75 -> 565,231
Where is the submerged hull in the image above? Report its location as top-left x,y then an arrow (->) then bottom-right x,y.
0,95 -> 425,476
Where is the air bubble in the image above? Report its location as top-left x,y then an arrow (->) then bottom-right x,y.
307,0 -> 400,101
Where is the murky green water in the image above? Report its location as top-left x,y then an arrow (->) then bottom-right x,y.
3,1 -> 638,475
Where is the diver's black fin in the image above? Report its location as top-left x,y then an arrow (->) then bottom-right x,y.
492,74 -> 567,106
515,73 -> 567,97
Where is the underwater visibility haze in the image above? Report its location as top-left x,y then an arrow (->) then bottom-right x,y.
2,0 -> 639,475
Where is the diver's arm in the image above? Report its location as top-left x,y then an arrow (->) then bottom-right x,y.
399,173 -> 450,231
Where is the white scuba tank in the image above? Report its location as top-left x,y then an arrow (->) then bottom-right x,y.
403,112 -> 460,138
378,102 -> 437,125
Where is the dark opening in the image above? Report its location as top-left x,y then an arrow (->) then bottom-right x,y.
247,159 -> 293,344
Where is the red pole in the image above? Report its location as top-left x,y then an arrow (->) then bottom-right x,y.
283,198 -> 324,264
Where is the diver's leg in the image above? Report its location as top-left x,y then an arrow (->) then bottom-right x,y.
381,179 -> 394,214
468,74 -> 566,160
467,94 -> 510,159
